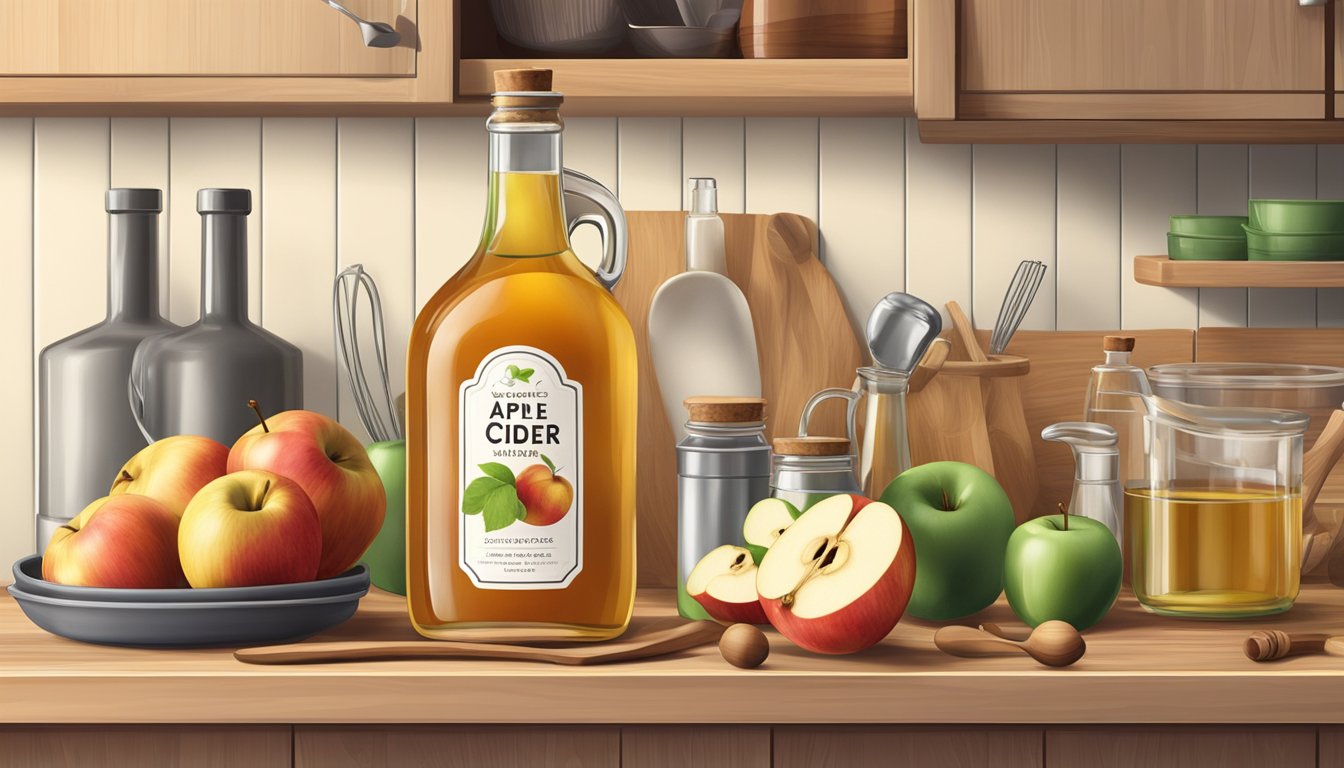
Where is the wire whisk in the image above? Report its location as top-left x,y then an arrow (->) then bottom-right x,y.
334,264 -> 402,443
989,260 -> 1047,355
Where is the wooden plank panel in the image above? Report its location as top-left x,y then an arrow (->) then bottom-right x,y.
562,117 -> 617,272
1315,144 -> 1344,327
336,118 -> 414,442
110,118 -> 169,317
912,0 -> 956,120
745,118 -> 818,223
295,726 -> 619,768
905,118 -> 972,325
972,143 -> 1056,331
962,0 -> 1325,92
0,0 -> 413,76
819,117 -> 904,325
622,726 -> 770,768
1120,145 -> 1197,329
0,119 -> 33,566
167,118 -> 262,326
1248,145 -> 1317,328
1044,727 -> 1316,768
618,118 -> 682,211
414,118 -> 482,311
1195,144 -> 1249,328
774,726 -> 1043,768
261,118 -> 337,417
1134,257 -> 1344,289
1321,725 -> 1344,765
683,117 -> 745,214
0,726 -> 290,768
959,93 -> 1324,121
1056,144 -> 1120,330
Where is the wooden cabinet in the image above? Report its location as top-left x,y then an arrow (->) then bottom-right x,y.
917,0 -> 1344,142
0,0 -> 452,113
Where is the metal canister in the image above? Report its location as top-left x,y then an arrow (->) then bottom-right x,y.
676,397 -> 771,620
770,436 -> 862,512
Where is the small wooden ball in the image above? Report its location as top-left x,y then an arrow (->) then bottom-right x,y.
719,623 -> 770,669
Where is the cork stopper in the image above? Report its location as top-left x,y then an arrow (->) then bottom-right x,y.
685,397 -> 766,424
1104,335 -> 1136,352
494,68 -> 552,93
773,437 -> 850,457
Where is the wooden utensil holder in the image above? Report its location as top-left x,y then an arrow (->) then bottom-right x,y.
907,352 -> 1036,523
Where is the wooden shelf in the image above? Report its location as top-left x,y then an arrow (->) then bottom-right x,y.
458,59 -> 913,116
9,584 -> 1344,725
1134,255 -> 1344,288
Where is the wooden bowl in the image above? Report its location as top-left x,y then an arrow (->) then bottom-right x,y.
739,0 -> 907,59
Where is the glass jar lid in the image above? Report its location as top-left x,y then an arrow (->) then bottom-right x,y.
1149,363 -> 1344,390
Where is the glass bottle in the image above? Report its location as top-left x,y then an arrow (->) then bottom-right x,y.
37,189 -> 180,550
406,69 -> 637,642
129,189 -> 302,445
1083,336 -> 1152,489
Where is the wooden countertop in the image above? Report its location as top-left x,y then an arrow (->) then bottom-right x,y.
6,584 -> 1344,725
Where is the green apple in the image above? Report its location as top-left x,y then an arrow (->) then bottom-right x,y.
1003,512 -> 1122,630
880,461 -> 1015,620
742,497 -> 802,564
362,440 -> 406,595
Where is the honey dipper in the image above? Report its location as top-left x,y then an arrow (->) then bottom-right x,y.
1243,630 -> 1343,662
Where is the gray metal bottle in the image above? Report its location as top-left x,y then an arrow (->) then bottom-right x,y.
37,189 -> 181,552
129,189 -> 303,447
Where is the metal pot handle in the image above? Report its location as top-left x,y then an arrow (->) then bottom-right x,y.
798,388 -> 861,447
562,168 -> 627,291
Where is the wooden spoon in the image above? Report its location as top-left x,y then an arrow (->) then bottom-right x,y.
934,621 -> 1086,667
235,618 -> 725,666
908,338 -> 951,394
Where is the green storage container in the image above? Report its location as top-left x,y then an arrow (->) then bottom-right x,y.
1247,200 -> 1344,234
1167,232 -> 1247,261
1243,225 -> 1344,261
1169,215 -> 1249,238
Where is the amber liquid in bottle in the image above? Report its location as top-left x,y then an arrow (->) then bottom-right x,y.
407,85 -> 637,641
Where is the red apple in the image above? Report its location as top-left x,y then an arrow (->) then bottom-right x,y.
228,404 -> 385,578
42,495 -> 185,588
178,470 -> 322,588
756,494 -> 916,655
686,544 -> 769,625
109,434 -> 229,516
515,455 -> 574,527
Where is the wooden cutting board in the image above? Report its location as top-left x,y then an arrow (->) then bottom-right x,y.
615,212 -> 865,588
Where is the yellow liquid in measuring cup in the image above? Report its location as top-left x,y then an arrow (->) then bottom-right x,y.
1125,488 -> 1301,617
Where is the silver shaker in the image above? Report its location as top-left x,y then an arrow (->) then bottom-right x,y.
676,397 -> 771,621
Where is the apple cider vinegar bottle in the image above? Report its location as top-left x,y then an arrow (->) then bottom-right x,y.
407,69 -> 637,641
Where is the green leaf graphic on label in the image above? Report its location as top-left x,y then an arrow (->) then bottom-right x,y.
478,462 -> 516,486
514,367 -> 535,382
507,364 -> 521,378
483,484 -> 525,532
462,476 -> 505,515
541,453 -> 557,475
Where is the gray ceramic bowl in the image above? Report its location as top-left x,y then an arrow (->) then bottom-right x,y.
7,583 -> 366,648
629,25 -> 736,57
12,555 -> 369,603
488,0 -> 626,53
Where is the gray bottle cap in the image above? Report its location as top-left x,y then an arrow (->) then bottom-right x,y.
106,188 -> 162,214
197,188 -> 252,215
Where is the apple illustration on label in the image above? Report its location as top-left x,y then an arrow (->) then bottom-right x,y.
880,461 -> 1016,620
686,544 -> 769,625
1003,504 -> 1122,630
742,497 -> 802,564
43,494 -> 185,588
515,454 -> 573,526
178,470 -> 323,589
109,434 -> 229,517
756,494 -> 915,654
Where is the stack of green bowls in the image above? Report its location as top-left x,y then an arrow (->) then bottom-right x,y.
1167,215 -> 1248,261
1245,200 -> 1344,261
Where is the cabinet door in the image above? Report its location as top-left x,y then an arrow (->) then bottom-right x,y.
960,0 -> 1327,119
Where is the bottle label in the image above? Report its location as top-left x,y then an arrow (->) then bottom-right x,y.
458,346 -> 583,590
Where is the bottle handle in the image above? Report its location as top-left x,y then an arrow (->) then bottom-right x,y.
126,364 -> 155,445
562,168 -> 627,292
798,388 -> 861,447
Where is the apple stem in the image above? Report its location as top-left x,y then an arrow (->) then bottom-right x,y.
248,399 -> 270,434
1059,501 -> 1069,531
119,470 -> 133,483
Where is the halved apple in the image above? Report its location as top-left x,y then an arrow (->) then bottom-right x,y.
687,544 -> 769,625
757,494 -> 916,654
743,497 -> 802,563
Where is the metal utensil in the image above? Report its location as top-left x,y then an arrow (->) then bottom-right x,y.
334,265 -> 402,442
989,260 -> 1046,354
320,0 -> 402,48
865,292 -> 943,374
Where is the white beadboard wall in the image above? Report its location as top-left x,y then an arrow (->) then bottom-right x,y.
2,116 -> 1342,568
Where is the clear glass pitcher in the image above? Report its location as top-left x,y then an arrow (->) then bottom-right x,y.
800,366 -> 912,498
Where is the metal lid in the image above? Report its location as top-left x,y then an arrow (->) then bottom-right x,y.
106,188 -> 162,213
1148,362 -> 1344,390
197,188 -> 252,215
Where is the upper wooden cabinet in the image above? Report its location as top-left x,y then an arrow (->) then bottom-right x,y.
0,0 -> 452,113
916,0 -> 1344,142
